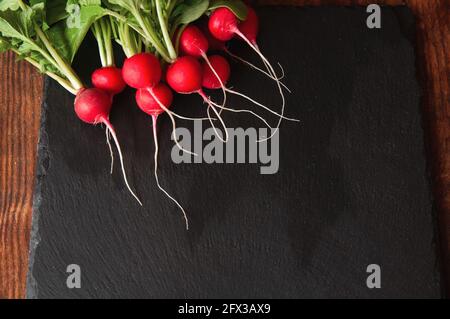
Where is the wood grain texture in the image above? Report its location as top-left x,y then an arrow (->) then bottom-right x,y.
0,53 -> 43,299
0,0 -> 448,298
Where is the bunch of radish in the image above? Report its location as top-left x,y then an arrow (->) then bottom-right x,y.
1,1 -> 298,230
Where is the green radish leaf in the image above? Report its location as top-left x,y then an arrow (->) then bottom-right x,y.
30,0 -> 70,26
0,0 -> 20,11
208,0 -> 247,20
47,3 -> 106,62
0,8 -> 34,41
172,0 -> 209,26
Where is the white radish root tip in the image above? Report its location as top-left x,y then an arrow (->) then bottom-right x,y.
225,48 -> 292,93
151,115 -> 189,230
106,129 -> 114,174
101,118 -> 143,206
208,99 -> 273,143
225,87 -> 299,123
147,88 -> 198,157
234,30 -> 287,143
198,91 -> 229,143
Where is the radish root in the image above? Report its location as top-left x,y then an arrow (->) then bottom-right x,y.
208,99 -> 274,142
148,88 -> 198,156
151,115 -> 189,230
105,129 -> 114,174
225,87 -> 299,122
198,90 -> 229,143
202,53 -> 228,114
234,30 -> 287,143
225,48 -> 291,93
101,118 -> 143,206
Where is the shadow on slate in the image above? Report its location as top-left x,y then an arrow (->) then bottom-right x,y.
27,6 -> 443,298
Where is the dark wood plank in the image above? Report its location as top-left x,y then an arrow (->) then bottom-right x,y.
0,0 -> 448,298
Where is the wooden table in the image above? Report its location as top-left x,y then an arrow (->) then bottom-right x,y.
0,0 -> 448,299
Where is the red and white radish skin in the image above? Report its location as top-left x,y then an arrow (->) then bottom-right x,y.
74,88 -> 142,205
208,6 -> 287,141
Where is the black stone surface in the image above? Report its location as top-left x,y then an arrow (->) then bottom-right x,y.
27,6 -> 442,298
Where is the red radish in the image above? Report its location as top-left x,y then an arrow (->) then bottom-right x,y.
180,25 -> 209,57
92,66 -> 127,96
166,56 -> 228,141
167,56 -> 273,141
136,84 -> 173,117
166,56 -> 203,94
122,53 -> 190,229
209,6 -> 287,141
91,67 -> 127,174
122,53 -> 194,154
74,88 -> 142,205
238,6 -> 259,45
122,53 -> 162,89
74,88 -> 112,124
202,55 -> 230,89
199,18 -> 288,89
208,7 -> 238,41
204,27 -> 226,51
180,26 -> 229,113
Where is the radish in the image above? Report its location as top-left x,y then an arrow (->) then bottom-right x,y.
202,55 -> 298,127
122,53 -> 192,228
208,6 -> 287,141
199,19 -> 289,90
179,25 -> 228,112
166,56 -> 273,142
91,18 -> 129,175
122,53 -> 196,155
74,88 -> 142,205
166,56 -> 228,142
135,83 -> 189,229
92,66 -> 127,96
91,66 -> 126,174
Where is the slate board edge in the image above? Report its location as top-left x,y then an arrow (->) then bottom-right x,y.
389,4 -> 445,297
408,14 -> 447,298
26,77 -> 51,299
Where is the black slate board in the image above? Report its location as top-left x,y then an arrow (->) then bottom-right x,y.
27,6 -> 443,298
